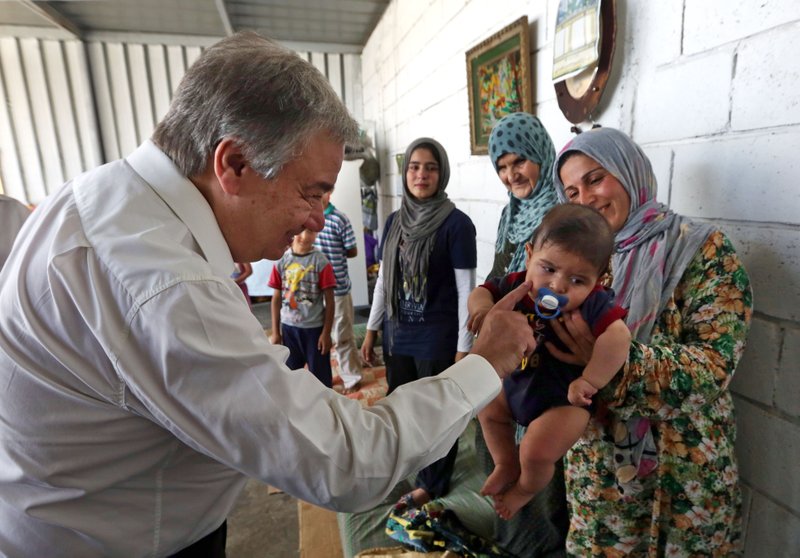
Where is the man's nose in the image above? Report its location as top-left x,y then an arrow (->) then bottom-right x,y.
304,206 -> 325,232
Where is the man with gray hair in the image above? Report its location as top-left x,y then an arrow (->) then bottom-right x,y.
0,32 -> 535,556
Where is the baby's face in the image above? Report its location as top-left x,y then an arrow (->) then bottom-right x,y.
523,242 -> 601,313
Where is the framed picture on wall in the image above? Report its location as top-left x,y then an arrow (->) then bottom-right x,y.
466,16 -> 532,155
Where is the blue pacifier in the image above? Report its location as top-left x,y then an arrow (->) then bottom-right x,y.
532,287 -> 568,320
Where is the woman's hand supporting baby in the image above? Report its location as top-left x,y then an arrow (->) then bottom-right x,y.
467,285 -> 495,335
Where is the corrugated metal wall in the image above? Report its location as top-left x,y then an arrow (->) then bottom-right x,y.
0,34 -> 363,204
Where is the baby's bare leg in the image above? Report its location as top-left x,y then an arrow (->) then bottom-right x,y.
494,405 -> 589,520
477,392 -> 520,496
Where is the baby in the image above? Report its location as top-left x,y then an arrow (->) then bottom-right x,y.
468,204 -> 631,519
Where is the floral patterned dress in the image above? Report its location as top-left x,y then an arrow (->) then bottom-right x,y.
565,231 -> 752,557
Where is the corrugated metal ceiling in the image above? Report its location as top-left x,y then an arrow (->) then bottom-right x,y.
0,0 -> 390,49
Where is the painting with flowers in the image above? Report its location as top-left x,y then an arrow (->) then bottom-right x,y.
466,17 -> 532,154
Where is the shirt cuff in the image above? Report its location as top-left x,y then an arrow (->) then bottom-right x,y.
438,354 -> 501,413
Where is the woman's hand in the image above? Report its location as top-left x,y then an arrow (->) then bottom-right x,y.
360,329 -> 378,367
547,310 -> 596,366
467,286 -> 495,335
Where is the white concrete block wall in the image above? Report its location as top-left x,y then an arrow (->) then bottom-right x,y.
625,1 -> 682,68
736,399 -> 800,515
733,22 -> 800,130
683,0 -> 800,55
726,225 -> 800,322
743,493 -> 800,557
730,319 -> 781,407
775,327 -> 800,418
633,49 -> 734,143
670,133 -> 800,224
361,0 -> 800,552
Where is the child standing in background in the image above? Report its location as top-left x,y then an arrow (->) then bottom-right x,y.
314,189 -> 364,394
469,204 -> 631,520
231,261 -> 253,308
269,229 -> 336,387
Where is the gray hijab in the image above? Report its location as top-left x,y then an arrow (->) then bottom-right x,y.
382,137 -> 455,322
553,127 -> 713,342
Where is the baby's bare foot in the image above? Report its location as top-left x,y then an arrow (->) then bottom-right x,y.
480,463 -> 520,496
492,483 -> 535,520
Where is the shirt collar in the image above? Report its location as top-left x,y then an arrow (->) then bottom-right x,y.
127,140 -> 234,278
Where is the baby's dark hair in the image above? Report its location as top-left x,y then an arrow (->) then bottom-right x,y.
529,204 -> 614,274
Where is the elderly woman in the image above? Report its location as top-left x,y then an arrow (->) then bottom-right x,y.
478,112 -> 567,558
487,112 -> 559,280
361,137 -> 477,510
553,127 -> 752,556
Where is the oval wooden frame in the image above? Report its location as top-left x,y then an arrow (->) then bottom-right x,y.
554,0 -> 617,124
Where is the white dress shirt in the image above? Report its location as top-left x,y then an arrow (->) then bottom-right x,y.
0,141 -> 501,557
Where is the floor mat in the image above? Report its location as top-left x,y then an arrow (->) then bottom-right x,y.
264,325 -> 388,407
331,345 -> 388,407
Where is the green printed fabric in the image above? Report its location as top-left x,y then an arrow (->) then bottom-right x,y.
565,232 -> 752,557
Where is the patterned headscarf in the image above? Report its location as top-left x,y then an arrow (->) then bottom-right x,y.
381,138 -> 455,322
489,112 -> 558,273
553,127 -> 713,342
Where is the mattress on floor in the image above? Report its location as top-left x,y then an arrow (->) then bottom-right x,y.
337,420 -> 495,558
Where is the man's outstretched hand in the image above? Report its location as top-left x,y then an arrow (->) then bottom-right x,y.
470,281 -> 536,378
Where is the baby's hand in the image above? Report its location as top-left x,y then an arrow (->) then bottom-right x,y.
467,308 -> 491,335
270,331 -> 282,346
568,377 -> 598,407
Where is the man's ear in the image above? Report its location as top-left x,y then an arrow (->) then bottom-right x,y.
213,138 -> 248,195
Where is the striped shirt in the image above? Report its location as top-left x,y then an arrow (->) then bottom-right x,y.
314,205 -> 357,296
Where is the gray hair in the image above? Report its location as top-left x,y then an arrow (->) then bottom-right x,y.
152,31 -> 359,178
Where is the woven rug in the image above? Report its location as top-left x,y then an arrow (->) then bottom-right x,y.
331,343 -> 388,407
264,322 -> 388,407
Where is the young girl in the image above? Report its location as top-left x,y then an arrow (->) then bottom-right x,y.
360,137 -> 477,511
468,204 -> 631,520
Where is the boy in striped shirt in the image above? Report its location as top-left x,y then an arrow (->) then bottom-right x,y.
315,189 -> 364,393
